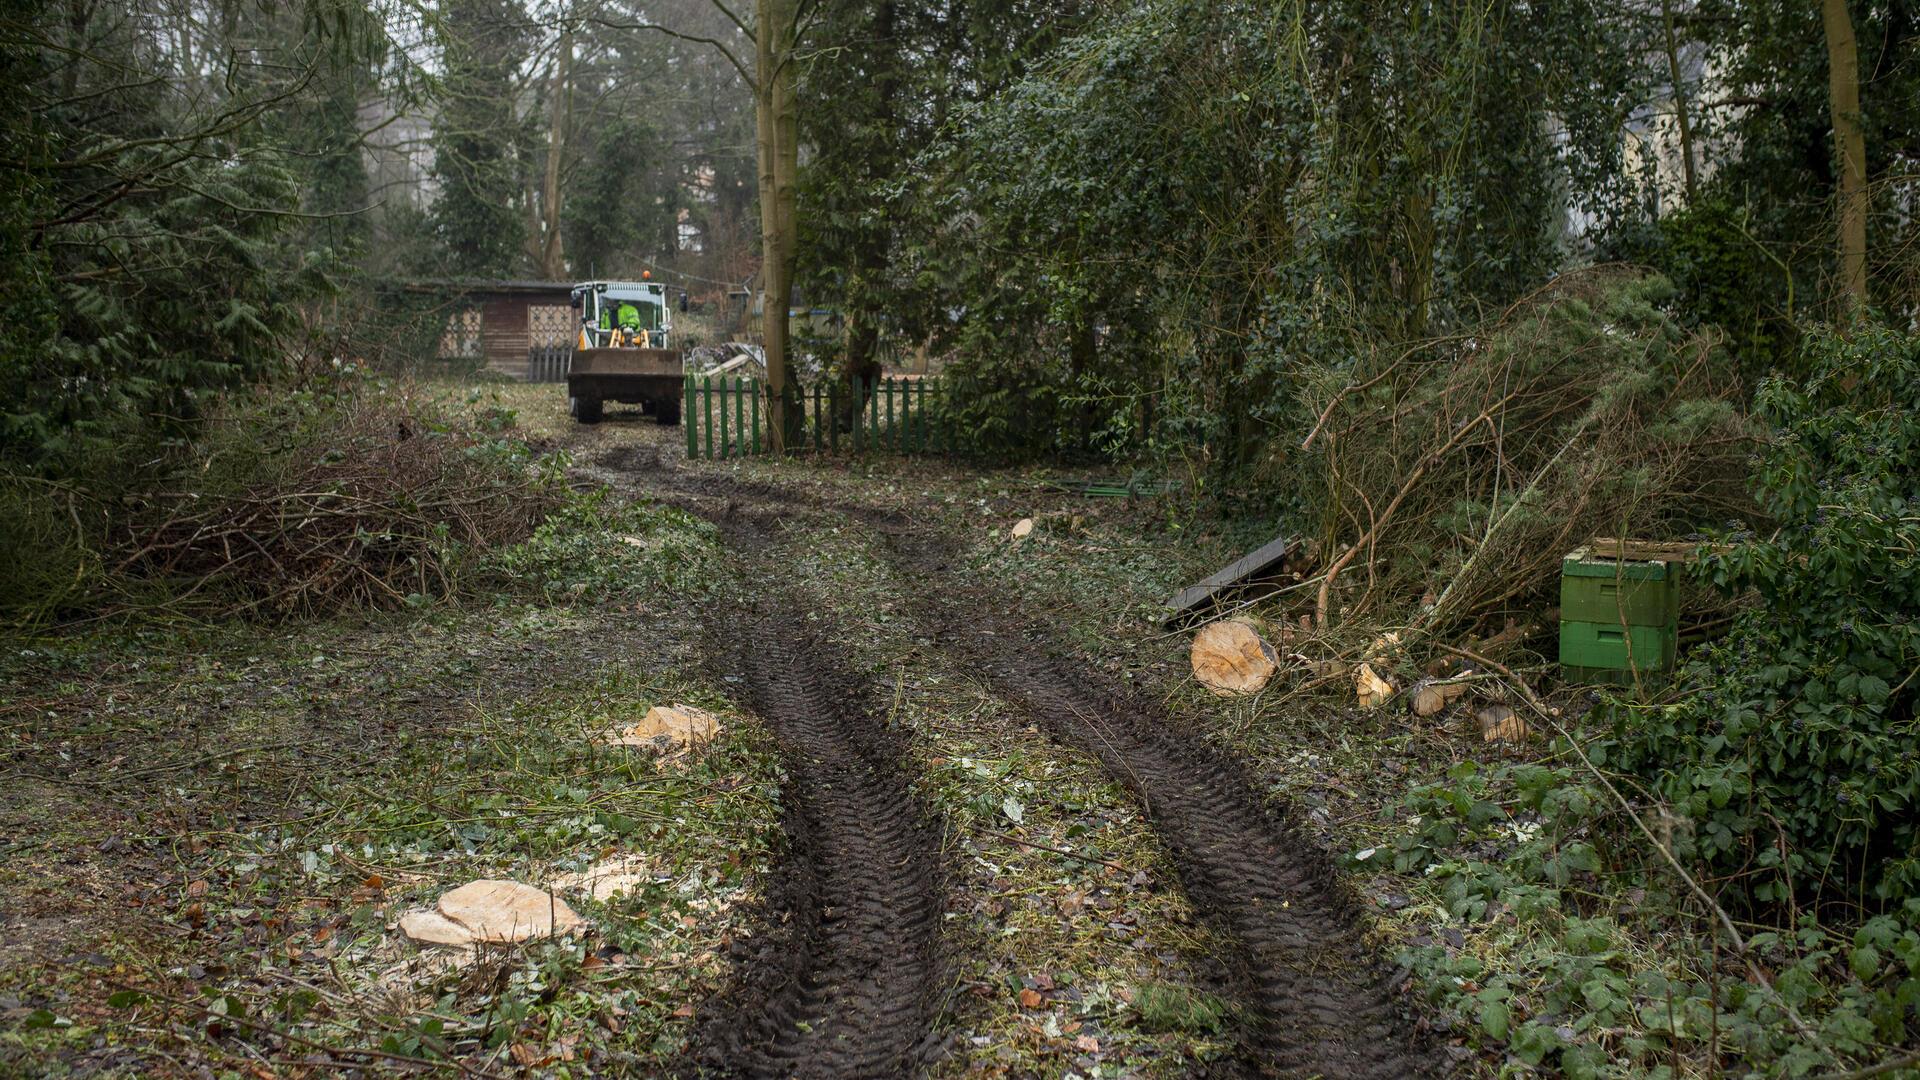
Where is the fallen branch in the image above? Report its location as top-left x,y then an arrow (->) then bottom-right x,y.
983,829 -> 1133,875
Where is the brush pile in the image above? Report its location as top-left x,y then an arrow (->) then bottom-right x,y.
114,380 -> 559,616
1298,271 -> 1755,642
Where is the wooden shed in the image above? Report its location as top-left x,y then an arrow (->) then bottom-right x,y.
427,280 -> 577,380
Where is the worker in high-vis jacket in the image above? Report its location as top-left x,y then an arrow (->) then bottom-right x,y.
617,300 -> 645,346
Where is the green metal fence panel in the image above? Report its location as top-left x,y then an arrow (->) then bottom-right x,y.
703,377 -> 714,460
669,373 -> 962,460
684,378 -> 698,457
734,376 -> 746,457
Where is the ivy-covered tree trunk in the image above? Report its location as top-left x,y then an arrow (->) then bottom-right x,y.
432,0 -> 527,277
836,0 -> 896,428
755,0 -> 801,450
537,22 -> 572,280
1820,0 -> 1868,312
1068,311 -> 1096,452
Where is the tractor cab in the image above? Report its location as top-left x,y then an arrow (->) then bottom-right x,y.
571,279 -> 673,349
566,277 -> 685,427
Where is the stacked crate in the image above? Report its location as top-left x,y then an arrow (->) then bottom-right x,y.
1559,547 -> 1679,684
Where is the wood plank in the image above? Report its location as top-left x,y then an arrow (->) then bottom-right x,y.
1162,534 -> 1297,624
1586,536 -> 1729,563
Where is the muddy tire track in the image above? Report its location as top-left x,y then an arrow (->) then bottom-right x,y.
879,538 -> 1431,1078
688,539 -> 945,1078
599,441 -> 1428,1076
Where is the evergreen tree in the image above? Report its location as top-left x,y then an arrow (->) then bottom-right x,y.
432,0 -> 530,278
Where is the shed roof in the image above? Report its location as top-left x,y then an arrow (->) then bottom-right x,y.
400,279 -> 576,297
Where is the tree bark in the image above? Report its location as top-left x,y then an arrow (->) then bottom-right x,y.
539,22 -> 572,280
754,0 -> 800,450
838,300 -> 881,428
1660,0 -> 1697,205
1069,311 -> 1096,451
1821,0 -> 1868,311
836,0 -> 896,428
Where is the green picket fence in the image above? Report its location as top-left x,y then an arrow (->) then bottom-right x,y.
684,374 -> 952,460
684,374 -> 762,460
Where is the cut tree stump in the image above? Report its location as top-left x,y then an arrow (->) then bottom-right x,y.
1355,663 -> 1395,709
1476,704 -> 1528,743
1191,619 -> 1279,695
1409,677 -> 1472,717
603,704 -> 720,752
399,879 -> 585,948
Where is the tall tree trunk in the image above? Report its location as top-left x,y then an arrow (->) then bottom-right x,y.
838,300 -> 880,427
1821,0 -> 1868,311
539,24 -> 572,280
755,0 -> 799,451
1069,311 -> 1096,452
1660,0 -> 1697,205
837,0 -> 896,426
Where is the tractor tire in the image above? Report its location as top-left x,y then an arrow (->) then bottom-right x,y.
654,398 -> 681,427
570,394 -> 603,424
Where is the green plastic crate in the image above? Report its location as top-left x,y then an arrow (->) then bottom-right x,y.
1559,548 -> 1679,683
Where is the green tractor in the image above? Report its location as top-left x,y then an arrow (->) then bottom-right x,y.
567,278 -> 683,425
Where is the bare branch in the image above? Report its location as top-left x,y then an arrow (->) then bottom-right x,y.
583,14 -> 753,86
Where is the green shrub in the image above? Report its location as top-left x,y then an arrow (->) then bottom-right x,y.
483,489 -> 724,602
1393,757 -> 1920,1074
1614,323 -> 1920,904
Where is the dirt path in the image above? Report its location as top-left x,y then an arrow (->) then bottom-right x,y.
688,530 -> 945,1078
881,535 -> 1429,1079
588,432 -> 1427,1077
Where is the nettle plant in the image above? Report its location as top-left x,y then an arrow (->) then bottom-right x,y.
1618,323 -> 1920,906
